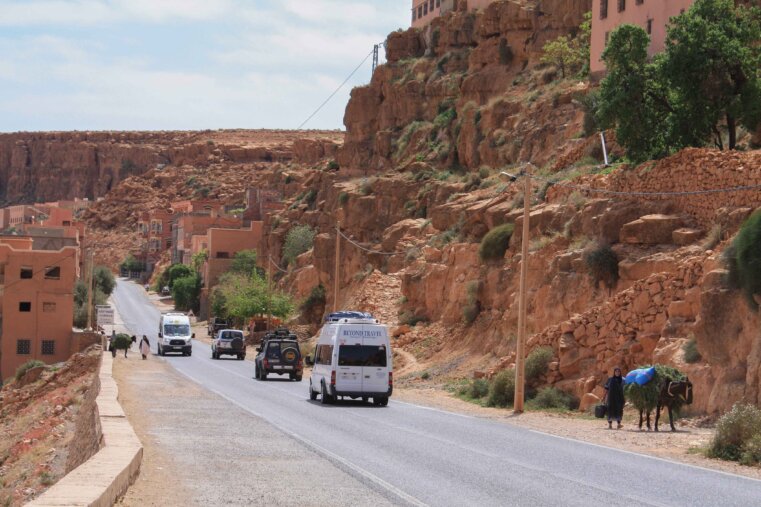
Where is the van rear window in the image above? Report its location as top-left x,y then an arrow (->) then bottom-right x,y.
338,345 -> 387,367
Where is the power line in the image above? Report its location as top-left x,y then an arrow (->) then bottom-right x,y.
297,47 -> 375,130
338,228 -> 401,256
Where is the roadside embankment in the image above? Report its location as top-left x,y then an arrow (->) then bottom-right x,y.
28,351 -> 143,507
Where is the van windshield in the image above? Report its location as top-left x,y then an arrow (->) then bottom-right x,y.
164,324 -> 190,336
338,345 -> 387,367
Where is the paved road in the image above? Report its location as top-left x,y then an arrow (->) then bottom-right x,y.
113,279 -> 761,506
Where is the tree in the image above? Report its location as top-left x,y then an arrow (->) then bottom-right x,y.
661,0 -> 761,150
211,271 -> 295,325
156,263 -> 193,291
120,254 -> 144,273
597,25 -> 673,163
282,225 -> 316,266
540,11 -> 591,79
172,274 -> 202,312
230,249 -> 259,277
191,249 -> 208,273
94,266 -> 115,296
73,280 -> 107,328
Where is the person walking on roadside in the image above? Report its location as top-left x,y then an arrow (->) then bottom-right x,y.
603,367 -> 625,429
109,331 -> 117,358
140,335 -> 150,360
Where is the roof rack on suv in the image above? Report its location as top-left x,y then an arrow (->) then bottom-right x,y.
324,311 -> 376,323
262,328 -> 298,341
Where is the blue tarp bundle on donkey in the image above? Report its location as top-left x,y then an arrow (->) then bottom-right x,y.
624,366 -> 656,386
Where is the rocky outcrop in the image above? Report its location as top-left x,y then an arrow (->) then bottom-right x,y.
0,130 -> 342,205
339,0 -> 592,172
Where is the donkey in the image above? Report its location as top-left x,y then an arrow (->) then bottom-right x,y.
637,378 -> 694,431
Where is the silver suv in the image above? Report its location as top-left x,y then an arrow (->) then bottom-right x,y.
211,329 -> 246,360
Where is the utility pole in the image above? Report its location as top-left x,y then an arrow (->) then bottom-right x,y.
334,221 -> 341,312
500,166 -> 532,414
372,44 -> 379,75
86,249 -> 94,331
514,167 -> 531,414
266,254 -> 273,331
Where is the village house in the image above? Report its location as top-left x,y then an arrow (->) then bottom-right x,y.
0,237 -> 79,381
172,211 -> 240,265
411,0 -> 495,28
195,222 -> 264,319
591,0 -> 695,75
136,209 -> 175,273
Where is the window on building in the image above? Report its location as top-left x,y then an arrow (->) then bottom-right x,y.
42,340 -> 55,355
63,221 -> 71,226
647,18 -> 653,34
17,339 -> 31,355
600,0 -> 608,19
605,31 -> 610,46
20,266 -> 33,279
418,5 -> 423,18
423,2 -> 428,15
436,0 -> 440,6
429,0 -> 434,12
618,0 -> 625,12
19,301 -> 31,312
0,263 -> 5,283
43,302 -> 56,313
636,0 -> 643,4
412,9 -> 416,21
166,239 -> 172,249
44,266 -> 60,280
216,251 -> 230,259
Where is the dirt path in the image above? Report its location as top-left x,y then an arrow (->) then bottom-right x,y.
394,387 -> 761,481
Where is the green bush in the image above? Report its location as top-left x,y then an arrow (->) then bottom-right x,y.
525,347 -> 554,381
300,284 -> 326,312
399,311 -> 428,327
463,281 -> 480,325
157,264 -> 193,291
530,387 -> 575,410
112,333 -> 133,351
360,179 -> 374,196
283,225 -> 316,266
469,378 -> 489,398
708,403 -> 761,464
15,360 -> 45,381
683,338 -> 702,363
94,266 -> 115,296
172,274 -> 201,312
230,249 -> 259,276
625,364 -> 686,414
327,160 -> 339,171
726,210 -> 761,310
338,192 -> 349,206
304,189 -> 318,207
584,244 -> 619,289
120,254 -> 144,273
487,369 -> 515,408
479,224 -> 514,262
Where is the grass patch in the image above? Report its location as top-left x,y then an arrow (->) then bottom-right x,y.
528,387 -> 576,410
15,360 -> 45,382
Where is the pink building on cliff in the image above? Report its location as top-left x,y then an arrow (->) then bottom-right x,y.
591,0 -> 695,75
411,0 -> 496,28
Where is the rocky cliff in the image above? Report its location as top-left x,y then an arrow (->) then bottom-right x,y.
0,130 -> 341,205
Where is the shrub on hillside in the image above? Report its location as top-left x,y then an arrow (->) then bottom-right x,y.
300,284 -> 326,312
479,224 -> 514,262
487,369 -> 515,408
462,281 -> 480,325
283,225 -> 316,266
530,387 -> 576,410
683,338 -> 702,363
338,192 -> 349,206
708,403 -> 761,464
584,243 -> 619,289
725,210 -> 761,310
15,360 -> 45,382
525,347 -> 553,382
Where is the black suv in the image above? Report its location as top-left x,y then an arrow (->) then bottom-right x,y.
208,317 -> 229,338
254,329 -> 303,381
211,329 -> 246,360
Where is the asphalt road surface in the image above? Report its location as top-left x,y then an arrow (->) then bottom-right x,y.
113,280 -> 761,507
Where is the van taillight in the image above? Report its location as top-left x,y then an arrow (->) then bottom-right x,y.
330,370 -> 336,386
389,372 -> 393,387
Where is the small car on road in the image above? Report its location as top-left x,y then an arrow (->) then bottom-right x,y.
211,329 -> 246,360
207,317 -> 229,338
254,329 -> 303,381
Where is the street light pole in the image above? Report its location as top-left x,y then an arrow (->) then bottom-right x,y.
334,221 -> 341,312
500,166 -> 532,414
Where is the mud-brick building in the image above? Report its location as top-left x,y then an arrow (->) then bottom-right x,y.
411,0 -> 496,28
195,223 -> 264,320
0,238 -> 79,381
591,0 -> 695,75
136,210 -> 175,273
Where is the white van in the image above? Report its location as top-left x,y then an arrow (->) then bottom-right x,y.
308,312 -> 392,406
158,312 -> 194,356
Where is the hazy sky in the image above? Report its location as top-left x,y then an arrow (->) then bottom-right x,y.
0,0 -> 409,132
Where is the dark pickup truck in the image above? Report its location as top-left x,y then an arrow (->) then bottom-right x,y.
207,317 -> 229,338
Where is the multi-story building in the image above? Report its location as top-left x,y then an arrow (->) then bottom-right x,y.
0,237 -> 79,381
196,223 -> 264,319
591,0 -> 695,75
137,210 -> 175,272
172,212 -> 240,265
411,0 -> 495,28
